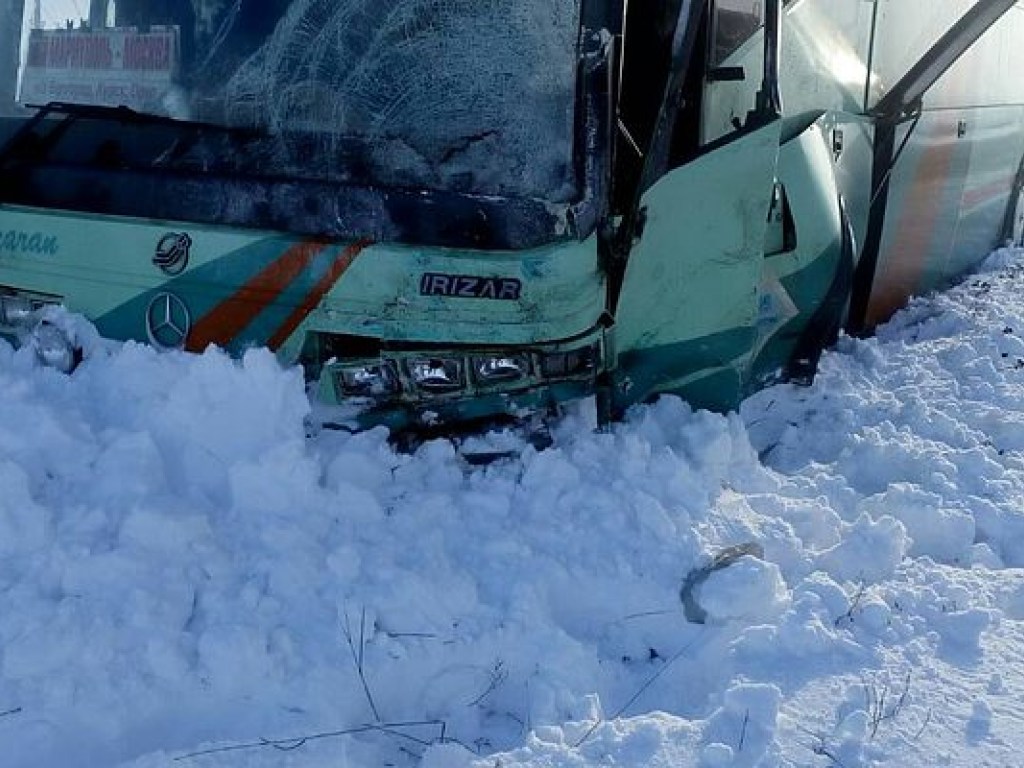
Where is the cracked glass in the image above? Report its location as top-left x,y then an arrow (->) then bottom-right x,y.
17,0 -> 582,200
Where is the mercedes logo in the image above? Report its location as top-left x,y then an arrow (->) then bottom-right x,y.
145,292 -> 192,350
153,232 -> 192,275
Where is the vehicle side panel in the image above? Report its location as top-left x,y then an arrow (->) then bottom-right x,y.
864,2 -> 1024,326
866,104 -> 1024,325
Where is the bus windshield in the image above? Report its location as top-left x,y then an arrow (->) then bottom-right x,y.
13,0 -> 582,201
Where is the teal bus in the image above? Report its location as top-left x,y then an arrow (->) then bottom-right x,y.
1,0 -> 1023,431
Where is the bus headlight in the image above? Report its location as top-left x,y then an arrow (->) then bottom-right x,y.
30,322 -> 77,373
408,357 -> 463,393
473,354 -> 530,384
338,362 -> 400,398
0,294 -> 35,327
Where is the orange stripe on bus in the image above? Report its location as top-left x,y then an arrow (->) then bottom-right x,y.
267,239 -> 371,351
961,173 -> 1015,212
866,123 -> 959,327
187,240 -> 329,351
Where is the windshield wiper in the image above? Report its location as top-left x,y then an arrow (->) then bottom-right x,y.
26,101 -> 264,135
0,101 -> 263,173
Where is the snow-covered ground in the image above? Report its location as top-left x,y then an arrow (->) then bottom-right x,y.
4,250 -> 1024,767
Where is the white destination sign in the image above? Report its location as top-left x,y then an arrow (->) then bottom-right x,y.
19,27 -> 180,112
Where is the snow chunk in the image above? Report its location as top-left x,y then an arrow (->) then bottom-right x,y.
700,742 -> 734,767
816,514 -> 909,583
703,682 -> 782,763
0,461 -> 49,554
696,556 -> 790,624
859,484 -> 975,564
968,700 -> 992,743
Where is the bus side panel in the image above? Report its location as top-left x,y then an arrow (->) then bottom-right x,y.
867,112 -> 972,326
865,4 -> 1024,327
948,107 -> 1024,273
868,106 -> 1024,326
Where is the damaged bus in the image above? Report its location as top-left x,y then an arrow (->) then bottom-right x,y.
1,0 -> 1023,431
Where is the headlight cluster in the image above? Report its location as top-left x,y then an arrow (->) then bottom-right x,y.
0,293 -> 37,327
1,289 -> 76,373
473,354 -> 531,383
409,358 -> 464,393
30,322 -> 77,373
334,343 -> 599,401
338,362 -> 400,398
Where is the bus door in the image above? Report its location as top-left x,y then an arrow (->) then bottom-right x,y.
610,0 -> 783,412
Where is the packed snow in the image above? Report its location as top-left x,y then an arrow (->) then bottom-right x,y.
4,249 -> 1024,767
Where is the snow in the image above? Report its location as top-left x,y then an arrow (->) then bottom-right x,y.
4,249 -> 1024,767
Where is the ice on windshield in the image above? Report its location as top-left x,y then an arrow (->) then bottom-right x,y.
213,0 -> 580,200
14,0 -> 583,201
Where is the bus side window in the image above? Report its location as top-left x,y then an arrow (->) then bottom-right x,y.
711,0 -> 763,66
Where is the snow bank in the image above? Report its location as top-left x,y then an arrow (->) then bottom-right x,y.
3,250 -> 1024,767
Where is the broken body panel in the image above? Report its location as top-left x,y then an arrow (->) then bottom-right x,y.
1,0 -> 1022,430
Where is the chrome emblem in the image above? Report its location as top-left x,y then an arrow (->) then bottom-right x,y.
153,232 -> 192,275
145,293 -> 192,350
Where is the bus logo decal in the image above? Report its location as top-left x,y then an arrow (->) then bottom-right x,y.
145,292 -> 192,349
153,232 -> 192,276
420,273 -> 522,301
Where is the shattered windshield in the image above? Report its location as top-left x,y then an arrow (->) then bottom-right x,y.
13,0 -> 582,201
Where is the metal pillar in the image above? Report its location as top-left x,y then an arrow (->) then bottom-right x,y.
1,0 -> 26,114
89,0 -> 108,28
